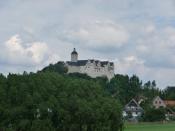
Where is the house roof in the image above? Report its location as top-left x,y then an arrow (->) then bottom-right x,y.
152,96 -> 175,108
153,96 -> 163,101
101,61 -> 108,67
127,99 -> 140,107
71,48 -> 78,55
124,99 -> 143,112
67,60 -> 88,66
67,59 -> 114,67
153,96 -> 165,103
164,100 -> 175,107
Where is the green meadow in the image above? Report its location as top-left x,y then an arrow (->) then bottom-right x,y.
125,122 -> 175,131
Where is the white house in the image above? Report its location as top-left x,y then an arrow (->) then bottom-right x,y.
123,99 -> 144,121
152,96 -> 166,109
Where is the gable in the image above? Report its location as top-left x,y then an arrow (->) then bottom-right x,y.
128,101 -> 138,107
153,96 -> 164,104
126,99 -> 141,108
153,96 -> 166,108
124,99 -> 143,112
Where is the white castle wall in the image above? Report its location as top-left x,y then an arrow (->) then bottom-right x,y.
67,66 -> 80,73
67,61 -> 114,80
67,48 -> 115,80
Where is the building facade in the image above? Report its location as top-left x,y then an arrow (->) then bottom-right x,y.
152,96 -> 175,120
152,96 -> 167,109
123,99 -> 144,121
66,48 -> 115,80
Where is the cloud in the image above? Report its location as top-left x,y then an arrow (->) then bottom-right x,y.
64,21 -> 129,49
0,35 -> 59,71
115,55 -> 175,88
136,25 -> 175,68
0,0 -> 175,88
115,55 -> 145,75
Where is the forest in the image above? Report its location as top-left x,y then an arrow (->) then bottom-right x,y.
0,61 -> 174,131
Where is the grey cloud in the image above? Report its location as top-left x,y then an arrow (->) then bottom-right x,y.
0,0 -> 175,88
134,25 -> 175,69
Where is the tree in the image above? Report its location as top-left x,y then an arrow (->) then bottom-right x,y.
41,61 -> 68,74
143,107 -> 166,122
163,86 -> 175,100
107,74 -> 142,105
0,71 -> 123,131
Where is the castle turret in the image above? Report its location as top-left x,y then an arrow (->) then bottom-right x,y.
71,48 -> 78,62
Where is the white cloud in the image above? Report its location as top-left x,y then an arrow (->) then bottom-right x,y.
136,44 -> 148,53
135,25 -> 175,68
26,42 -> 48,64
124,56 -> 144,64
145,25 -> 156,33
115,56 -> 146,75
0,35 -> 59,68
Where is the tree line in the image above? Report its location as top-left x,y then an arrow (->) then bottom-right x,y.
0,70 -> 123,131
0,61 -> 174,130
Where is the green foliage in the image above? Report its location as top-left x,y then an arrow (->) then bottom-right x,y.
143,107 -> 166,122
68,72 -> 92,80
142,80 -> 162,101
107,74 -> 142,105
1,60 -> 174,131
162,86 -> 175,100
107,74 -> 164,109
0,71 -> 123,131
41,61 -> 68,74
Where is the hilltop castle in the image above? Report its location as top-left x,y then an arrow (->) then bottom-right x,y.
66,48 -> 114,80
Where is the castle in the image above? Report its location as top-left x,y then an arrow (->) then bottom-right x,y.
66,48 -> 115,80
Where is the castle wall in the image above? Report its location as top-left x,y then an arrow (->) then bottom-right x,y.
68,48 -> 115,80
67,66 -> 80,73
67,62 -> 114,80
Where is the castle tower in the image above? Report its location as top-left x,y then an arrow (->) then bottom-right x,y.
71,48 -> 78,62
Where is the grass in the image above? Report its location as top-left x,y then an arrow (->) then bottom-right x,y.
124,122 -> 175,131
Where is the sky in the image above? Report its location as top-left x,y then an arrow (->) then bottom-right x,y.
0,0 -> 175,89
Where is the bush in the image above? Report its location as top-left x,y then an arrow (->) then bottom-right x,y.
143,107 -> 166,122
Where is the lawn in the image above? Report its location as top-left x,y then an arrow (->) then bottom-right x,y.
124,122 -> 175,131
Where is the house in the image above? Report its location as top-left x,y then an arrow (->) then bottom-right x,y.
153,96 -> 175,108
165,108 -> 175,120
123,99 -> 144,121
66,48 -> 115,80
153,96 -> 175,120
152,96 -> 166,109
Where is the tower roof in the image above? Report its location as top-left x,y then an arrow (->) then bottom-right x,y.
71,48 -> 78,55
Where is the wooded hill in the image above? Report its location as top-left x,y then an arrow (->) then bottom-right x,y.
0,61 -> 174,131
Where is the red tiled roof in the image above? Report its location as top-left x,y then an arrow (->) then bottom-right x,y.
164,100 -> 175,107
